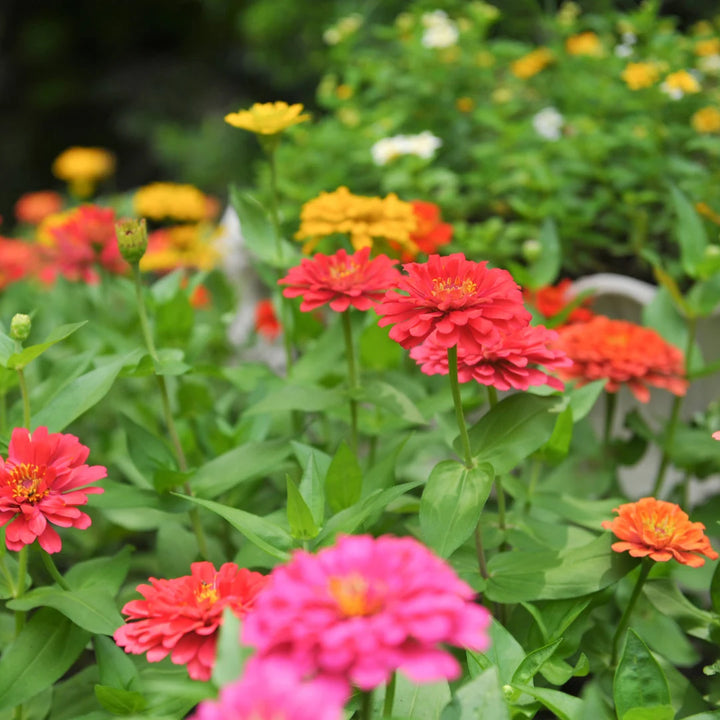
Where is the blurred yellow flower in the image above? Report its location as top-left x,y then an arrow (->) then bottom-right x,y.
566,31 -> 603,56
295,186 -> 418,255
224,102 -> 310,135
695,38 -> 720,56
621,61 -> 660,89
662,70 -> 701,97
140,224 -> 220,273
52,147 -> 115,198
456,97 -> 475,113
511,47 -> 553,79
692,107 -> 720,133
134,183 -> 211,223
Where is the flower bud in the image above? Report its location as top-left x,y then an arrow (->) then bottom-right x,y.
522,238 -> 542,262
10,313 -> 31,342
116,218 -> 148,265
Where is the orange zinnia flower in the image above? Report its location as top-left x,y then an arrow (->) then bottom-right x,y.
14,191 -> 64,225
553,315 -> 687,402
602,497 -> 718,567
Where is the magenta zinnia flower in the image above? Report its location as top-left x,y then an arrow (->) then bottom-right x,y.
0,426 -> 106,553
377,253 -> 530,352
410,325 -> 571,391
114,562 -> 268,681
243,534 -> 491,691
189,658 -> 348,720
278,246 -> 400,312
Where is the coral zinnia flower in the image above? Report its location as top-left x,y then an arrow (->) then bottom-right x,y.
243,534 -> 491,691
114,562 -> 268,681
602,497 -> 718,567
410,325 -> 570,391
189,658 -> 347,720
377,253 -> 530,353
279,247 -> 400,312
224,102 -> 310,135
14,191 -> 64,225
0,238 -> 42,290
255,299 -> 281,340
523,279 -> 594,326
553,315 -> 688,402
0,427 -> 106,553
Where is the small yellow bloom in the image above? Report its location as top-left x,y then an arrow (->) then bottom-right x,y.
566,31 -> 603,56
511,47 -> 553,79
52,147 -> 115,198
456,96 -> 475,113
695,38 -> 720,57
663,70 -> 701,96
224,101 -> 310,136
692,106 -> 720,133
621,61 -> 659,90
134,182 -> 210,223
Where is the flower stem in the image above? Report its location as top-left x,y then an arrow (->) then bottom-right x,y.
382,673 -> 396,718
359,689 -> 374,720
14,546 -> 28,634
40,550 -> 70,591
16,369 -> 30,430
267,147 -> 283,264
474,523 -> 489,580
448,346 -> 473,469
603,390 -> 617,449
611,558 -> 652,665
485,386 -> 507,538
524,457 -> 542,513
342,311 -> 360,454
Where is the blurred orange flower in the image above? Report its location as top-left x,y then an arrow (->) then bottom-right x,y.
255,299 -> 281,340
523,279 -> 594,325
566,31 -> 603,56
511,48 -> 553,79
0,238 -> 42,290
602,497 -> 718,567
14,191 -> 63,225
695,38 -> 720,56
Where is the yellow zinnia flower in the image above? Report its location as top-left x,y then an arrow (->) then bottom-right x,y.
52,146 -> 115,198
295,186 -> 418,256
224,101 -> 310,136
621,61 -> 660,90
511,47 -> 553,79
692,106 -> 720,133
565,31 -> 603,56
134,182 -> 210,223
140,223 -> 220,273
662,70 -> 701,96
695,38 -> 720,57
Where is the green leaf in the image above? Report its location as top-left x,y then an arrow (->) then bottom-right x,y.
153,348 -> 191,376
465,394 -> 557,474
246,383 -> 344,415
536,405 -> 573,463
94,685 -> 147,714
0,608 -> 91,711
359,379 -> 425,424
6,321 -> 87,370
510,684 -> 582,720
419,461 -> 493,557
178,493 -> 292,560
567,380 -> 605,422
325,441 -> 362,513
122,415 -> 177,477
286,475 -> 320,540
511,638 -> 563,686
671,184 -> 707,278
468,620 -> 525,685
686,275 -> 720,317
622,705 -> 675,720
382,675 -> 451,720
444,667 -> 510,720
93,635 -> 140,691
212,610 -> 253,687
298,450 -> 326,525
65,546 -> 132,593
614,629 -> 671,719
711,561 -> 720,615
528,217 -> 561,288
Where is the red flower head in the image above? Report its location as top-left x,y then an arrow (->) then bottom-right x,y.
255,299 -> 281,340
114,562 -> 268,681
0,238 -> 42,290
243,534 -> 491,691
553,315 -> 688,402
410,324 -> 570,391
602,497 -> 719,567
14,191 -> 64,226
0,427 -> 106,553
377,253 -> 530,352
523,279 -> 594,325
46,205 -> 127,283
397,201 -> 453,261
278,247 -> 400,313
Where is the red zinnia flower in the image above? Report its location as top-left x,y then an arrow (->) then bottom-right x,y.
523,279 -> 594,325
602,497 -> 718,567
553,315 -> 688,402
377,253 -> 530,352
14,191 -> 64,226
0,427 -> 106,553
0,237 -> 41,290
278,247 -> 400,312
114,562 -> 268,681
255,299 -> 281,340
410,324 -> 570,391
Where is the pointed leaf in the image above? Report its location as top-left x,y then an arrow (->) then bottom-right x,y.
286,475 -> 320,540
298,451 -> 326,525
325,441 -> 363,513
512,638 -> 563,686
94,685 -> 147,714
94,635 -> 140,691
6,321 -> 87,370
447,667 -> 510,720
671,184 -> 707,278
510,684 -> 582,720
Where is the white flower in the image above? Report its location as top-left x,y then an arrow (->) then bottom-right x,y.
532,107 -> 564,141
699,54 -> 720,74
660,83 -> 684,100
614,43 -> 633,58
421,10 -> 459,48
405,130 -> 443,158
621,32 -> 637,45
370,131 -> 442,165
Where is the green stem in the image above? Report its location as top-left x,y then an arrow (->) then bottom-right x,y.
40,550 -> 70,591
448,346 -> 473,468
603,390 -> 617,449
524,457 -> 542,513
267,147 -> 283,264
474,522 -> 489,580
382,673 -> 396,718
611,559 -> 652,665
359,689 -> 374,720
485,386 -> 507,539
14,546 -> 28,634
342,312 -> 359,454
0,554 -> 16,596
16,369 -> 30,430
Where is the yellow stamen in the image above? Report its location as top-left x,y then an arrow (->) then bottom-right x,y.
9,463 -> 48,504
195,580 -> 220,605
328,572 -> 382,617
329,261 -> 358,280
431,276 -> 477,298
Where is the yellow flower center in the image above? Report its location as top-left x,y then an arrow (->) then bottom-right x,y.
431,276 -> 477,301
329,261 -> 359,281
195,580 -> 220,605
328,572 -> 383,617
9,463 -> 48,504
643,515 -> 676,544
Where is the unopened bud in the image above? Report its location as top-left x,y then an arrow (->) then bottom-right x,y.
10,313 -> 31,342
522,238 -> 542,262
116,218 -> 148,265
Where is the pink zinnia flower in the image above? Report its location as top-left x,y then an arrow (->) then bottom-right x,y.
243,534 -> 491,691
377,253 -> 530,352
114,562 -> 268,681
0,427 -> 106,553
189,658 -> 348,720
410,325 -> 570,391
278,247 -> 400,312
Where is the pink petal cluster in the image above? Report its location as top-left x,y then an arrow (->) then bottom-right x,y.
0,426 -> 106,553
114,562 -> 268,681
410,324 -> 571,391
243,534 -> 491,691
189,658 -> 347,720
279,246 -> 400,312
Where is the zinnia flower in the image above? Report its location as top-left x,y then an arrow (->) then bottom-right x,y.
255,299 -> 281,340
511,47 -> 553,79
140,224 -> 220,273
523,279 -> 594,325
189,658 -> 347,720
0,237 -> 42,290
695,38 -> 720,57
602,497 -> 718,567
51,146 -> 115,198
0,427 -> 106,553
243,534 -> 491,690
565,31 -> 603,56
661,70 -> 701,99
621,61 -> 659,90
114,562 -> 268,681
410,325 -> 570,391
279,247 -> 400,313
553,315 -> 688,402
692,107 -> 720,133
405,201 -> 453,259
224,102 -> 310,136
370,131 -> 442,166
134,183 -> 212,223
14,191 -> 64,225
377,253 -> 530,353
